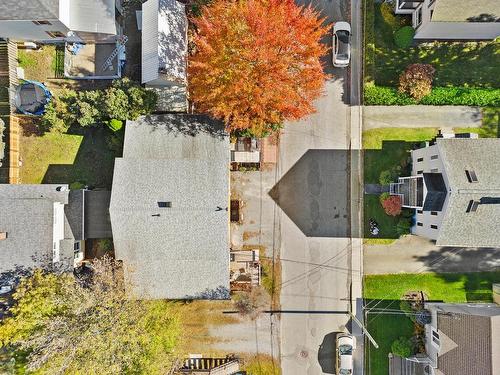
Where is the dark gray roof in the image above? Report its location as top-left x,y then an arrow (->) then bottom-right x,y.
0,0 -> 59,20
422,173 -> 447,211
436,138 -> 500,247
0,184 -> 74,274
66,190 -> 84,241
427,303 -> 500,375
109,115 -> 230,299
84,190 -> 112,239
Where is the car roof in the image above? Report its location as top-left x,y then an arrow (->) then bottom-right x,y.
340,354 -> 353,370
338,335 -> 354,346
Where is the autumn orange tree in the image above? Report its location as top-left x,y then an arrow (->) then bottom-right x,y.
189,0 -> 329,136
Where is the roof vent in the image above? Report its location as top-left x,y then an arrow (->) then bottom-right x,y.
158,201 -> 171,208
465,170 -> 478,183
0,232 -> 7,240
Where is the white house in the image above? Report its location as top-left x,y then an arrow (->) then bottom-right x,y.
390,136 -> 500,247
395,0 -> 500,40
0,0 -> 121,43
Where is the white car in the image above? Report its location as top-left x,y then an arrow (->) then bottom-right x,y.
336,333 -> 356,375
332,22 -> 351,68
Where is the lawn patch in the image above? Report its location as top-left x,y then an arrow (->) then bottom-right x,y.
17,46 -> 60,82
19,123 -> 115,188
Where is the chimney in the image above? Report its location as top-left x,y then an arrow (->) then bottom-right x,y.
0,232 -> 7,240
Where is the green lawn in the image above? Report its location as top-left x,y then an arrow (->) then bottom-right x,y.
20,126 -> 115,188
365,1 -> 500,88
364,272 -> 500,375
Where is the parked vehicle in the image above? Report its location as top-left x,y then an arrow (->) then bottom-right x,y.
332,22 -> 351,68
336,333 -> 356,375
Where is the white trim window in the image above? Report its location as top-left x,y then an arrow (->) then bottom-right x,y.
431,328 -> 440,348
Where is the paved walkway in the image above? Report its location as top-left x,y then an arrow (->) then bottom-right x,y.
364,235 -> 500,274
364,184 -> 388,194
363,106 -> 482,130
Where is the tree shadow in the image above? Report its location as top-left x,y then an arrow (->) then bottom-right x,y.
269,149 -> 351,238
42,126 -> 116,189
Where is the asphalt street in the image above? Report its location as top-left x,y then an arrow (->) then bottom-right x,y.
277,1 -> 362,374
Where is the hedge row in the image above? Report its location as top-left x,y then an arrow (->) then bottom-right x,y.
364,85 -> 500,106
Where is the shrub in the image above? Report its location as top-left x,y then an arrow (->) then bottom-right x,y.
106,119 -> 124,132
379,192 -> 390,203
364,85 -> 500,106
396,217 -> 412,236
394,26 -> 415,48
103,87 -> 129,121
400,300 -> 417,323
41,101 -> 69,133
69,182 -> 85,190
399,64 -> 435,101
364,84 -> 416,105
381,195 -> 402,216
391,336 -> 413,358
234,286 -> 270,320
379,169 -> 395,185
380,2 -> 400,30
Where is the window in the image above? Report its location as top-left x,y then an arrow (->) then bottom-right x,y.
417,157 -> 424,162
417,210 -> 423,214
465,169 -> 478,183
32,20 -> 52,25
431,224 -> 438,229
158,201 -> 172,208
416,7 -> 423,26
45,31 -> 65,38
430,155 -> 438,160
466,200 -> 479,213
417,170 -> 423,175
74,242 -> 80,251
431,168 -> 438,173
417,222 -> 423,227
431,211 -> 438,216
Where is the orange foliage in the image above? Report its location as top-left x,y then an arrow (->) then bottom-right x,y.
188,0 -> 330,136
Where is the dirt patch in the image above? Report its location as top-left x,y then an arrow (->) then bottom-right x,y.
18,116 -> 43,137
242,231 -> 260,241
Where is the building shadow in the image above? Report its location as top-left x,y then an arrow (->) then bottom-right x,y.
269,149 -> 350,238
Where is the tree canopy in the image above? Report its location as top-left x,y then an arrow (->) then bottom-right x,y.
188,0 -> 329,136
0,258 -> 180,374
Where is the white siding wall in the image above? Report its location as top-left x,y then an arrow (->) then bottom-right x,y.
410,144 -> 449,240
0,19 -> 70,42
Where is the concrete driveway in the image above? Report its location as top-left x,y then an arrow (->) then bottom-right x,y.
363,106 -> 482,130
364,235 -> 500,274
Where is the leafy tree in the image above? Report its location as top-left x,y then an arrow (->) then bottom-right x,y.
399,63 -> 436,101
394,26 -> 415,48
234,286 -> 270,320
381,195 -> 402,216
103,87 -> 130,121
391,336 -> 413,358
189,0 -> 329,136
396,217 -> 412,236
0,258 -> 180,374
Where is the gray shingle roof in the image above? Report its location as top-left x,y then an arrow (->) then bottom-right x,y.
109,115 -> 230,299
427,303 -> 500,375
432,0 -> 500,22
0,184 -> 75,274
0,0 -> 59,21
436,138 -> 500,247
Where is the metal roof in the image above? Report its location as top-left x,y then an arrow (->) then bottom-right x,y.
0,0 -> 59,21
109,115 -> 230,299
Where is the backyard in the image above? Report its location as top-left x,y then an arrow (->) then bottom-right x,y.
363,128 -> 438,242
364,272 -> 500,375
364,1 -> 500,88
19,119 -> 116,188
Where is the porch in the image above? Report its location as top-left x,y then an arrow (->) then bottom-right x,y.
64,41 -> 123,79
390,176 -> 424,208
230,250 -> 261,292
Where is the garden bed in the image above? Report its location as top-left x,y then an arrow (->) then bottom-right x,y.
363,128 -> 437,240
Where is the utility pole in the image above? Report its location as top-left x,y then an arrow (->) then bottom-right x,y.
349,312 -> 379,349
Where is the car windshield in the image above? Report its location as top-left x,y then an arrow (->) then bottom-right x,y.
339,344 -> 352,355
337,30 -> 350,44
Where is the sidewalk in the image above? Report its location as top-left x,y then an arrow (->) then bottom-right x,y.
363,106 -> 482,130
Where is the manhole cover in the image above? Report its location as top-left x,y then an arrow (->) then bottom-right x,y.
299,350 -> 308,358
